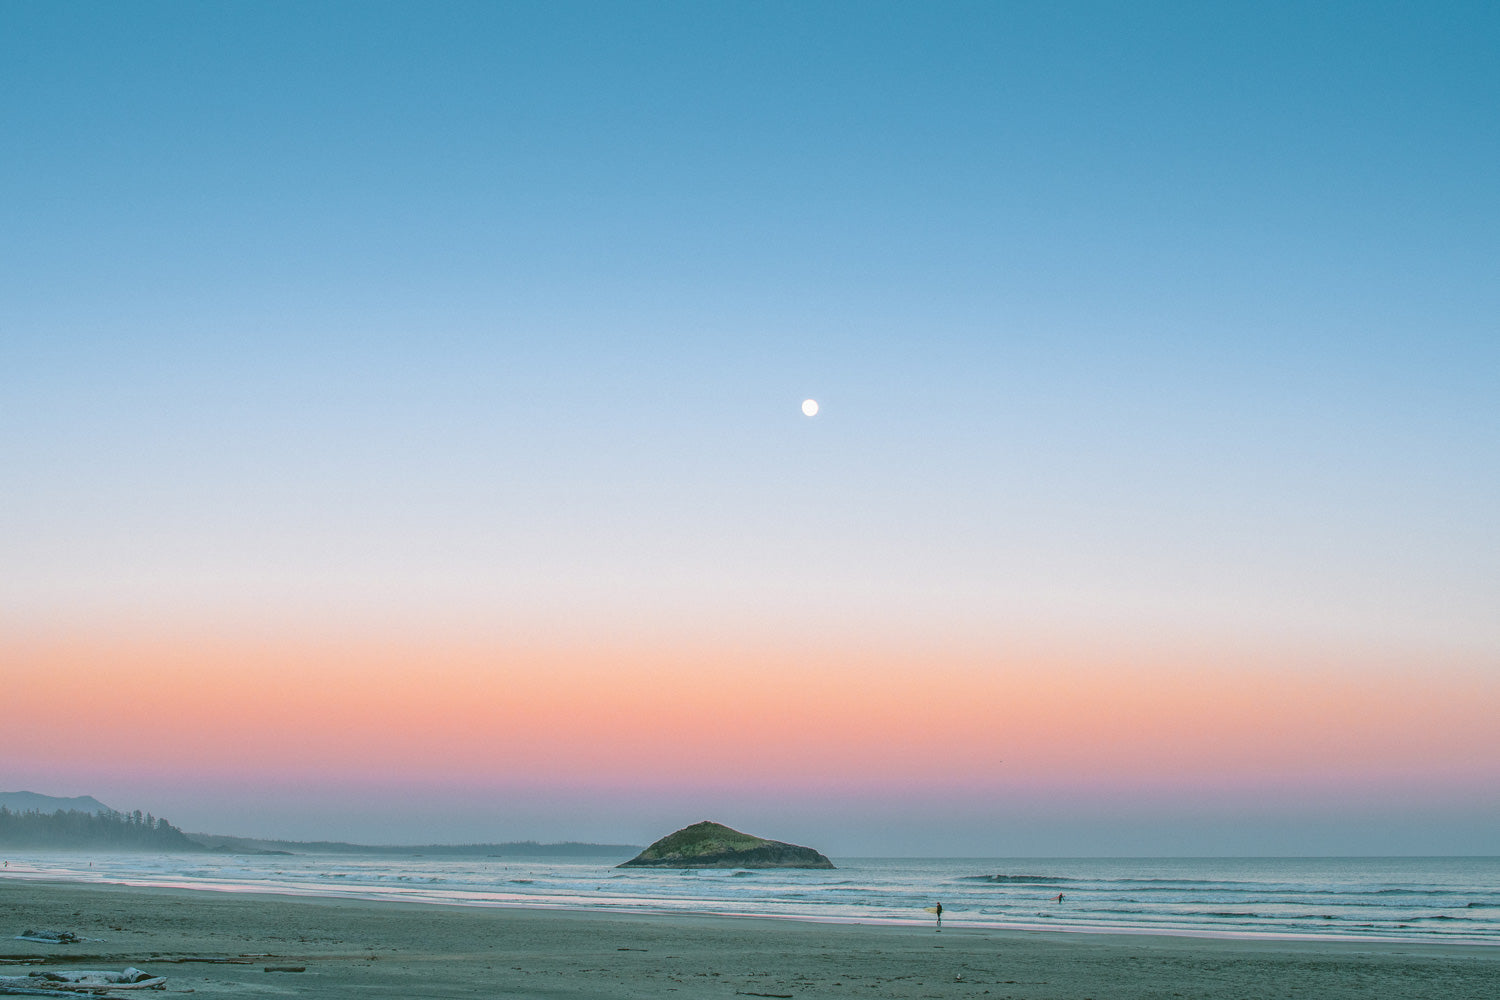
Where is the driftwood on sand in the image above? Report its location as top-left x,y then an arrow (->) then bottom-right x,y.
0,969 -> 166,994
10,933 -> 90,946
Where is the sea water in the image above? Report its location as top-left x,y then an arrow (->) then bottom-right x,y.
5,853 -> 1496,945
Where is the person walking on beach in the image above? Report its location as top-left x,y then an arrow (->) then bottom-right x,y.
934,901 -> 943,927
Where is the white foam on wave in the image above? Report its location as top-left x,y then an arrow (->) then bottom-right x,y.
4,853 -> 1496,945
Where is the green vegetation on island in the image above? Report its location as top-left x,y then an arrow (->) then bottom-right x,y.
619,821 -> 834,869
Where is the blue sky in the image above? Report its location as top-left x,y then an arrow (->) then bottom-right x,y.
5,0 -> 1497,643
2,2 -> 1497,851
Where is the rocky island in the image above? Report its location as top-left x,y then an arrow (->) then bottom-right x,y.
618,820 -> 835,869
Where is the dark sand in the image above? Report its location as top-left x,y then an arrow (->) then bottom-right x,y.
2,879 -> 1496,998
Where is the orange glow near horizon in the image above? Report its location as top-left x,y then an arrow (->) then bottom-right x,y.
5,630 -> 1496,800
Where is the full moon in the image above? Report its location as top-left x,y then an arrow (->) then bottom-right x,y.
801,398 -> 819,417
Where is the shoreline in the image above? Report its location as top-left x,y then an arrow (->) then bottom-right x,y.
4,867 -> 1497,949
3,879 -> 1497,999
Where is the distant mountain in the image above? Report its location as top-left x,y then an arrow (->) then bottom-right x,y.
191,834 -> 641,857
0,793 -> 638,857
0,791 -> 114,814
619,821 -> 834,869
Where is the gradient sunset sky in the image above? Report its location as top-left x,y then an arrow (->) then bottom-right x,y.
3,1 -> 1496,855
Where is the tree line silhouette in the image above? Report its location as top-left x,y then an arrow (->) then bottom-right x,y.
0,807 -> 202,850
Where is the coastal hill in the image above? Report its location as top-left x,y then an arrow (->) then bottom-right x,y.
2,790 -> 638,856
0,791 -> 113,814
1,790 -> 203,851
193,834 -> 640,857
619,821 -> 835,869
0,807 -> 202,851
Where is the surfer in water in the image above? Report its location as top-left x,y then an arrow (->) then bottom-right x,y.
1054,893 -> 1064,903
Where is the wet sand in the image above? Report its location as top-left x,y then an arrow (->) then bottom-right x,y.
2,879 -> 1496,999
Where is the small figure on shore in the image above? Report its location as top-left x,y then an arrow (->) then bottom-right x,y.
935,901 -> 943,926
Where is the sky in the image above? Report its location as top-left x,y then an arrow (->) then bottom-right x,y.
2,1 -> 1497,856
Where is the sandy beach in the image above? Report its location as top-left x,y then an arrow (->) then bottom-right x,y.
2,879 -> 1495,999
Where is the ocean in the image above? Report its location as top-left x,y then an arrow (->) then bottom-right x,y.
6,852 -> 1496,945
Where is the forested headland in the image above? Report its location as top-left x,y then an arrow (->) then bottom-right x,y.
0,807 -> 203,850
